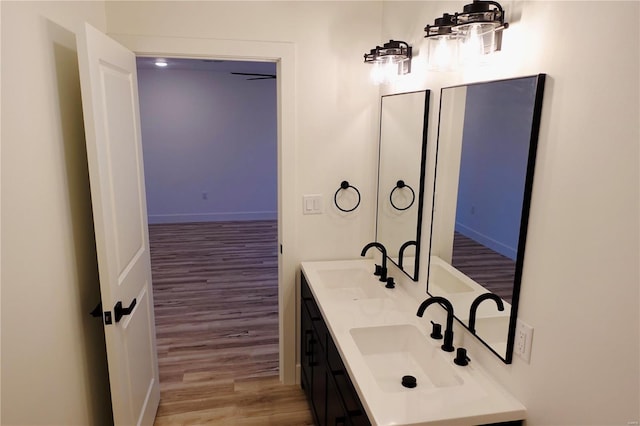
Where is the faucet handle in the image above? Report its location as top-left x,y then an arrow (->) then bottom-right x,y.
430,321 -> 443,339
385,277 -> 395,289
454,348 -> 470,366
374,264 -> 382,276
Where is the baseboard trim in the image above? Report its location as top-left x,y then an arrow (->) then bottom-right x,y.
148,211 -> 277,224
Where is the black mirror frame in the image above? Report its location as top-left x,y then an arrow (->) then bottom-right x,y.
375,90 -> 430,281
427,74 -> 546,363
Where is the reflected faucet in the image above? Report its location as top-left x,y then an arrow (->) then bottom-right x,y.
417,297 -> 455,352
468,293 -> 505,333
398,240 -> 417,269
361,242 -> 387,282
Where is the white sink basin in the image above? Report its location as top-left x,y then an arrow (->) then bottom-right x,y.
318,268 -> 388,299
349,324 -> 463,393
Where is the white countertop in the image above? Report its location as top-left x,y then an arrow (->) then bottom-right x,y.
301,259 -> 526,426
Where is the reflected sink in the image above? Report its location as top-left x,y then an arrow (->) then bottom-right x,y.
318,268 -> 387,299
350,324 -> 463,393
429,263 -> 473,293
470,316 -> 509,355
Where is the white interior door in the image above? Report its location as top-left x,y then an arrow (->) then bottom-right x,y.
77,23 -> 160,425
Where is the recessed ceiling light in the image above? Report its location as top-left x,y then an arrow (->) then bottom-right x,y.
155,59 -> 168,67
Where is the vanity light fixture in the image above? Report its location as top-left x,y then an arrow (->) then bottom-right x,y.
456,0 -> 509,64
424,0 -> 509,69
364,40 -> 412,84
424,13 -> 459,71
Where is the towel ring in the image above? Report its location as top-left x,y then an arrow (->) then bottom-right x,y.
390,180 -> 415,211
334,181 -> 361,212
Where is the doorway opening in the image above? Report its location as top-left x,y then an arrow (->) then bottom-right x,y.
135,57 -> 307,422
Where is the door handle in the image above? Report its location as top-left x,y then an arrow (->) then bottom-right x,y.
114,298 -> 137,323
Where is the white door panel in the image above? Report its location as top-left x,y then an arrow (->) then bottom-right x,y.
77,23 -> 160,426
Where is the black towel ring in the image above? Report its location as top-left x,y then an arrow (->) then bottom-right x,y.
390,180 -> 415,211
334,181 -> 361,212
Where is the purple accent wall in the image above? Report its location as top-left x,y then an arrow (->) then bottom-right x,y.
137,62 -> 277,223
455,78 -> 537,259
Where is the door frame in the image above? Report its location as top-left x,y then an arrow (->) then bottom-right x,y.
111,34 -> 297,385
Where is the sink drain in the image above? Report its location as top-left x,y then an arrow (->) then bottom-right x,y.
401,375 -> 417,388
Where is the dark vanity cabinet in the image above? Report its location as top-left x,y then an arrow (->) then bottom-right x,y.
301,273 -> 370,426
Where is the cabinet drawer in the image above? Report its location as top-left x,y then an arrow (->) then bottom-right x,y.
328,336 -> 367,420
302,275 -> 322,321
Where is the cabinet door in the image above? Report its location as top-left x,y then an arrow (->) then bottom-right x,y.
301,273 -> 370,426
327,334 -> 370,426
326,372 -> 349,426
300,302 -> 314,392
311,326 -> 326,425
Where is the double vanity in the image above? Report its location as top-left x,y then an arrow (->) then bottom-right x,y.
300,259 -> 525,426
299,74 -> 547,425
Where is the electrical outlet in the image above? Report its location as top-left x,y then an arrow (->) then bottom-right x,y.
515,319 -> 533,363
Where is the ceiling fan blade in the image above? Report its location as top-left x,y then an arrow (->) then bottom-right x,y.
231,72 -> 276,79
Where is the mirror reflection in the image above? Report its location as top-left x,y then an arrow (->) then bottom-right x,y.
376,91 -> 430,281
428,75 -> 546,363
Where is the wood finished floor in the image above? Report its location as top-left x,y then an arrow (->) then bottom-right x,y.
451,232 -> 516,304
148,220 -> 313,425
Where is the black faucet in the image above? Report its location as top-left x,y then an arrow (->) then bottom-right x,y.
361,242 -> 388,282
416,297 -> 455,352
398,240 -> 417,269
468,293 -> 505,333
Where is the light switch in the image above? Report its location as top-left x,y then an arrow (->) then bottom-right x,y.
303,194 -> 323,215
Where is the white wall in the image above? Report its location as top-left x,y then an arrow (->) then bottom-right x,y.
1,1 -> 113,424
381,1 -> 640,425
137,65 -> 278,224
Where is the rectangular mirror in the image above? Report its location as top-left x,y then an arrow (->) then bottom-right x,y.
428,75 -> 546,363
376,90 -> 430,281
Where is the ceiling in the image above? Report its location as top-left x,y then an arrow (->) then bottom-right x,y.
136,57 -> 277,75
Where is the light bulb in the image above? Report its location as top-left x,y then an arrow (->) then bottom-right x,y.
427,35 -> 458,71
458,23 -> 496,66
155,59 -> 168,68
369,58 -> 399,85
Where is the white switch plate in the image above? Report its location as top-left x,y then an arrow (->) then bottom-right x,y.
303,194 -> 323,215
515,319 -> 534,363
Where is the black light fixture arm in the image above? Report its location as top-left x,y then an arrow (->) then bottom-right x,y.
424,0 -> 509,38
456,0 -> 509,28
424,13 -> 457,37
364,40 -> 412,63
